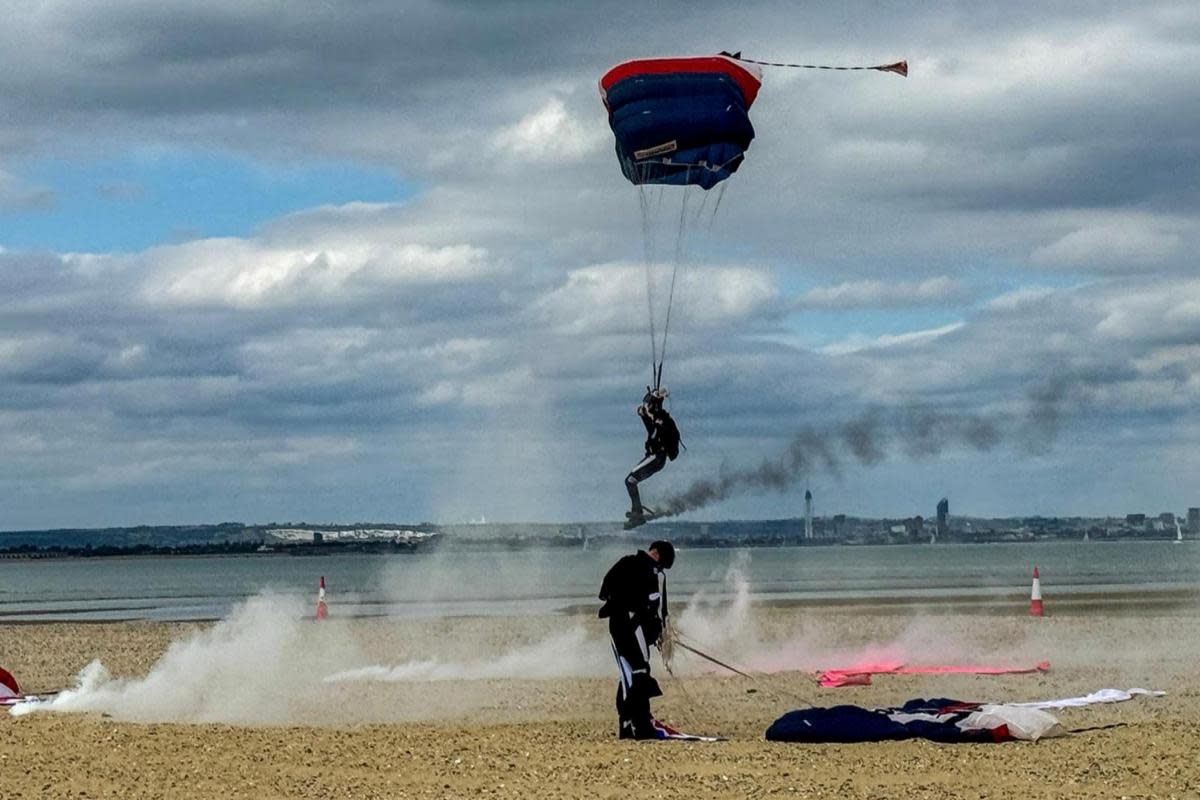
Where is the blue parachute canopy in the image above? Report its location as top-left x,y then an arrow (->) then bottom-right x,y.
600,55 -> 762,190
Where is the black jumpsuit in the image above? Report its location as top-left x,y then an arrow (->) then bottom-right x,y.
598,550 -> 668,738
625,406 -> 676,515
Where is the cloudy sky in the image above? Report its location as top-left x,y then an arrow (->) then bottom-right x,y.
2,1 -> 1198,529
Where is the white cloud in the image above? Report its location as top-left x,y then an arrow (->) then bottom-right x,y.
985,286 -> 1061,311
531,263 -> 778,335
1093,279 -> 1200,341
491,97 -> 607,164
821,321 -> 965,355
1031,220 -> 1183,272
142,235 -> 491,309
793,276 -> 969,309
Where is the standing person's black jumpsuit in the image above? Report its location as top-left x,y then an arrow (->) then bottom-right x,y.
598,541 -> 675,739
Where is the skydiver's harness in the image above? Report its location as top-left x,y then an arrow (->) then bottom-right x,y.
640,408 -> 681,464
646,411 -> 682,461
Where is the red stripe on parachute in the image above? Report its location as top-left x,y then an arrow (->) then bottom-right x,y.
600,56 -> 763,108
0,667 -> 19,698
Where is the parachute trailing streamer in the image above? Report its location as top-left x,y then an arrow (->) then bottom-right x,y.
729,53 -> 907,77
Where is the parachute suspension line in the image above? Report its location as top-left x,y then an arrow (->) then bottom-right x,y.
657,174 -> 692,388
637,182 -> 660,386
672,181 -> 692,268
727,53 -> 908,77
708,182 -> 728,230
692,184 -> 712,227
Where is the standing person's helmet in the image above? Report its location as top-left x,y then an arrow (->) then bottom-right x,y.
649,540 -> 675,569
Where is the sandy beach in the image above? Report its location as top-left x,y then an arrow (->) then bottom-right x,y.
3,600 -> 1199,800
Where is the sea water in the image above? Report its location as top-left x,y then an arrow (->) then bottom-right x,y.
1,540 -> 1197,622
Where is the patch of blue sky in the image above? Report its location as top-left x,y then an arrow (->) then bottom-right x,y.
0,152 -> 408,253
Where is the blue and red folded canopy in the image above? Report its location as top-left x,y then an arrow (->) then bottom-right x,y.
599,55 -> 762,190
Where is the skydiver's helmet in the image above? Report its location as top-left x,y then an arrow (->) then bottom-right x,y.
643,386 -> 669,408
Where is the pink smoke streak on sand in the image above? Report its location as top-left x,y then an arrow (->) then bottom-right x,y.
818,661 -> 1051,687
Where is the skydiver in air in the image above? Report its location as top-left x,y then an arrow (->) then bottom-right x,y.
598,539 -> 675,739
624,387 -> 681,525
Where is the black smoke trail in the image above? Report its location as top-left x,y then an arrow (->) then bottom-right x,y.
656,385 -> 1069,518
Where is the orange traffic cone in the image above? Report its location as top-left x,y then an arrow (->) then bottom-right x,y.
1029,567 -> 1044,617
316,576 -> 328,620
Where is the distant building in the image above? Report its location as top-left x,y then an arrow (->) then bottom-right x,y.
833,514 -> 846,536
1189,508 -> 1200,535
804,490 -> 814,540
1159,512 -> 1176,528
1125,513 -> 1146,526
936,498 -> 949,538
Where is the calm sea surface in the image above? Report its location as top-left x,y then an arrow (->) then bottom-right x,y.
2,541 -> 1198,622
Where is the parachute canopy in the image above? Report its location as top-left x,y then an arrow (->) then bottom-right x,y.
0,667 -> 20,705
600,55 -> 762,190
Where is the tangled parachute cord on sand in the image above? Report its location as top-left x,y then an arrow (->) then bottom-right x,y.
658,616 -> 678,674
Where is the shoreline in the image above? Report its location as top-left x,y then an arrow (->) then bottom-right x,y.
6,586 -> 1200,625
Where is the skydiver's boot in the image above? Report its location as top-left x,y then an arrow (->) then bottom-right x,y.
627,680 -> 658,740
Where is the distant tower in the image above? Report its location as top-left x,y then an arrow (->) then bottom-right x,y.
804,489 -> 814,540
1189,508 -> 1200,535
936,498 -> 949,539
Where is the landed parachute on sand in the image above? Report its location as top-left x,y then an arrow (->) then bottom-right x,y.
0,667 -> 19,705
766,697 -> 1066,744
2,666 -> 62,710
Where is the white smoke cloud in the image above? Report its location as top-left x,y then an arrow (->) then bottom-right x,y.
324,628 -> 606,684
12,594 -> 341,723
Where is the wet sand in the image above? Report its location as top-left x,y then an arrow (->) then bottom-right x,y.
3,607 -> 1199,799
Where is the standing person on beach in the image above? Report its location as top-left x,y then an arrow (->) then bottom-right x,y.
598,540 -> 675,739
